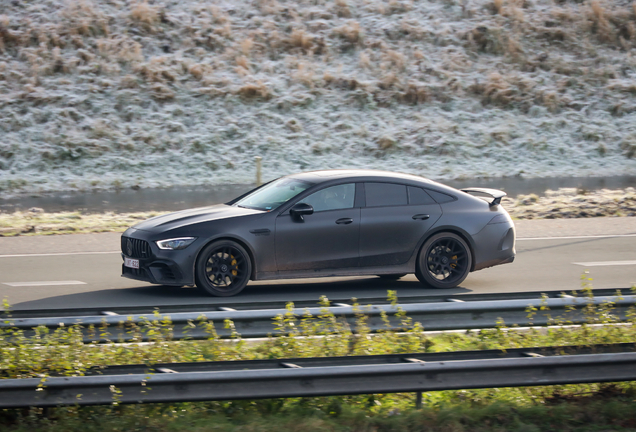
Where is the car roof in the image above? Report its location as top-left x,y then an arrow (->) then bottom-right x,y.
287,169 -> 436,185
281,169 -> 468,199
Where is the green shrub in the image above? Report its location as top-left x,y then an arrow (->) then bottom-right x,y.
1,284 -> 635,431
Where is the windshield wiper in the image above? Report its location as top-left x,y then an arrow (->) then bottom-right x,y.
237,204 -> 265,211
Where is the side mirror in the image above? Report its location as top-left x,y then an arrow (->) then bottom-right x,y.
290,203 -> 314,221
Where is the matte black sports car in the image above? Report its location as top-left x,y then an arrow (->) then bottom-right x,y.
121,170 -> 515,296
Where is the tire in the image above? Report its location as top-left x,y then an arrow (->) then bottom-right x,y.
377,274 -> 407,280
415,232 -> 472,289
195,240 -> 252,297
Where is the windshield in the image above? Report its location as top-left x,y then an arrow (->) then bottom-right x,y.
234,178 -> 314,211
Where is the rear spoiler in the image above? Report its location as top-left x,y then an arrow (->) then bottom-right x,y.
460,188 -> 507,206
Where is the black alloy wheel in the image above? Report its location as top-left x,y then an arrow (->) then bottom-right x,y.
416,232 -> 472,289
377,274 -> 407,280
195,240 -> 252,296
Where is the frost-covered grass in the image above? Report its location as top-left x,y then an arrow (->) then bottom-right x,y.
1,0 -> 636,198
0,209 -> 166,236
504,186 -> 636,219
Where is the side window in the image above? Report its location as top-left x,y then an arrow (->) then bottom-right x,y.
427,189 -> 455,204
299,183 -> 355,212
365,183 -> 407,207
408,187 -> 436,205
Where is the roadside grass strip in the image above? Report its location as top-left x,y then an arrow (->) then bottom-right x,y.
2,396 -> 636,432
1,283 -> 636,430
1,187 -> 635,237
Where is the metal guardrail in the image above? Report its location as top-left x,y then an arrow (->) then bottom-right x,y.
1,343 -> 635,408
3,288 -> 627,318
1,291 -> 634,342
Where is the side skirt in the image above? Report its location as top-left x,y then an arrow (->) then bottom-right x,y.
254,265 -> 414,281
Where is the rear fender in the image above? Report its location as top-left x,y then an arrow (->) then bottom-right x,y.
408,225 -> 477,272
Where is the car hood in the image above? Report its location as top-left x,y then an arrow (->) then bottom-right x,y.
132,204 -> 265,232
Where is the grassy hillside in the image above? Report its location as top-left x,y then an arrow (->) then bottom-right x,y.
1,0 -> 635,197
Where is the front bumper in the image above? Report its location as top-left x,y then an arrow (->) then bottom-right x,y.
120,232 -> 196,286
121,255 -> 187,286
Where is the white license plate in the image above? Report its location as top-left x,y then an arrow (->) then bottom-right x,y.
124,257 -> 139,269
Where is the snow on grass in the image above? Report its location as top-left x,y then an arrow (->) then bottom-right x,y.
0,0 -> 635,198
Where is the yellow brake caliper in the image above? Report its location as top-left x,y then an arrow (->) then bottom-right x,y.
231,255 -> 238,276
450,255 -> 457,269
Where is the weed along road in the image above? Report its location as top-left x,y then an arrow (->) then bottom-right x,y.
0,218 -> 635,311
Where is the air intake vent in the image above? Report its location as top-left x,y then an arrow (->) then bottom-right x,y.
160,265 -> 176,281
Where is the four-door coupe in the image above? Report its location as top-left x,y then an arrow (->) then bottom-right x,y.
121,170 -> 515,296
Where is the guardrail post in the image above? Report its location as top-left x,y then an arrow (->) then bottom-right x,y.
415,391 -> 423,409
255,156 -> 262,186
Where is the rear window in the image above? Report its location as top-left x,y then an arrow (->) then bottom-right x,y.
408,187 -> 436,205
365,183 -> 408,207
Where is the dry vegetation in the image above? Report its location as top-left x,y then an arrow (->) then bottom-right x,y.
503,186 -> 636,218
0,209 -> 168,236
1,187 -> 633,236
0,0 -> 635,196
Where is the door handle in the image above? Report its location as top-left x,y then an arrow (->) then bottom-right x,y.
412,214 -> 430,220
336,218 -> 354,225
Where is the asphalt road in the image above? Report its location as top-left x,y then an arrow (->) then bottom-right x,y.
1,218 -> 635,311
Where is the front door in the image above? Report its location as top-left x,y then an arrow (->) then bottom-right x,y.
275,183 -> 360,272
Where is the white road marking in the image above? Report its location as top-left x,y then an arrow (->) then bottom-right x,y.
572,260 -> 636,267
0,234 -> 631,258
3,280 -> 87,287
0,251 -> 120,258
518,234 -> 636,241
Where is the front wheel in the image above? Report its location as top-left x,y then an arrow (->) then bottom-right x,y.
195,240 -> 252,296
416,232 -> 472,289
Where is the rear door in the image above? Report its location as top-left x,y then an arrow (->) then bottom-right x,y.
359,183 -> 442,267
275,183 -> 360,271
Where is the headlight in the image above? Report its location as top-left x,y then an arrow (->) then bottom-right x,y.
155,237 -> 197,250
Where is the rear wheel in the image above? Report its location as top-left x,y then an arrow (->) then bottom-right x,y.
195,240 -> 252,296
377,274 -> 407,280
416,232 -> 471,289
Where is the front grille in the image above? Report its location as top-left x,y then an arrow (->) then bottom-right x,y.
121,236 -> 151,258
